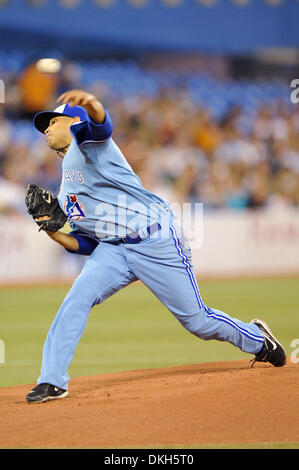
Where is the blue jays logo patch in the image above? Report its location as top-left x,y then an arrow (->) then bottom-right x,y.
64,194 -> 86,220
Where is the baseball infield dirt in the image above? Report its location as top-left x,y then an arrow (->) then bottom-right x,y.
0,359 -> 298,448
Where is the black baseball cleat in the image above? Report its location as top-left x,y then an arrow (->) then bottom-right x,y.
250,318 -> 286,368
26,383 -> 68,404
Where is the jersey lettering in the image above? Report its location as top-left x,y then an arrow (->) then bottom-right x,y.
64,169 -> 84,184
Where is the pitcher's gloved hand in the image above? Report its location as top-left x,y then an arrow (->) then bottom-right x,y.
25,184 -> 67,232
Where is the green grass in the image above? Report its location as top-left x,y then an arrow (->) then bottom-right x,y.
0,277 -> 298,388
3,442 -> 299,450
109,442 -> 299,449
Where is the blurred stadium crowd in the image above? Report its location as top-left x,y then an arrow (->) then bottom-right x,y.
0,51 -> 298,215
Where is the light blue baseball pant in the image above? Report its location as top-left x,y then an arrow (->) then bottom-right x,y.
37,222 -> 264,390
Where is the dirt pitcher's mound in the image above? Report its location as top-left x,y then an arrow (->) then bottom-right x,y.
0,359 -> 298,448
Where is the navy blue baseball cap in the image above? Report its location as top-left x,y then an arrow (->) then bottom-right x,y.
33,103 -> 89,133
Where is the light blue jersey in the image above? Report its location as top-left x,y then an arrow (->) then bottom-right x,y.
58,111 -> 172,242
34,105 -> 267,392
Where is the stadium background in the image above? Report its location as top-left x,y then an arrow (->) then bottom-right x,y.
0,1 -> 298,389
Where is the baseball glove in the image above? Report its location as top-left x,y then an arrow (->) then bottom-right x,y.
25,184 -> 67,232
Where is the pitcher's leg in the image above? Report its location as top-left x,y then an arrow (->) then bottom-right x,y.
175,307 -> 264,354
128,227 -> 264,355
37,243 -> 136,390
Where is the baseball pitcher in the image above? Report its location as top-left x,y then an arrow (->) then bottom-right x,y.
25,90 -> 286,403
